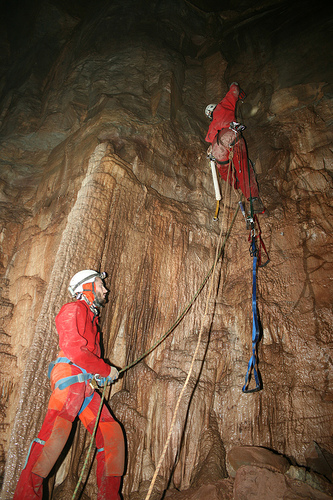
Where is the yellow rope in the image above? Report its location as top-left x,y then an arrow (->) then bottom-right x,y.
144,174 -> 234,500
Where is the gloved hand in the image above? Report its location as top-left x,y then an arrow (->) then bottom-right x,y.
95,366 -> 119,387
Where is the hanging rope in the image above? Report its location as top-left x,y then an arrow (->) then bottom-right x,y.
118,210 -> 240,377
241,231 -> 261,394
71,203 -> 239,499
71,165 -> 240,499
241,155 -> 263,393
72,382 -> 108,499
144,165 -> 235,500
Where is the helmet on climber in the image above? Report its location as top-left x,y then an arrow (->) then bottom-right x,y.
205,103 -> 217,120
68,269 -> 108,308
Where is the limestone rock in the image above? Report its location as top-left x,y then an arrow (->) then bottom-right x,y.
305,442 -> 333,482
286,465 -> 333,498
234,465 -> 333,500
165,479 -> 234,500
227,446 -> 290,477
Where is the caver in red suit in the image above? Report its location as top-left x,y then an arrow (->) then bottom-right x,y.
14,270 -> 125,500
206,83 -> 262,205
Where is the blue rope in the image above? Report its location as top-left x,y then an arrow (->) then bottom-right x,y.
242,236 -> 261,393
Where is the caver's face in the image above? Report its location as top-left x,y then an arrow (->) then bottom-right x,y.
94,277 -> 108,306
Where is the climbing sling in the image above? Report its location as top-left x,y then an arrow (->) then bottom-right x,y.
242,226 -> 261,393
241,157 -> 269,393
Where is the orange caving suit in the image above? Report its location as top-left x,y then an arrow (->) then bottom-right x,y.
14,300 -> 125,500
206,83 -> 259,199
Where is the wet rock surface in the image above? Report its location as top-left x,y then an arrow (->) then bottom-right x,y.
234,465 -> 333,500
0,0 -> 332,499
227,445 -> 290,477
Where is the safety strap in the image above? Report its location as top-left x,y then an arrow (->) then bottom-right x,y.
242,235 -> 262,393
215,158 -> 229,165
54,372 -> 94,391
23,438 -> 45,469
78,392 -> 95,416
48,357 -> 94,391
48,356 -> 88,378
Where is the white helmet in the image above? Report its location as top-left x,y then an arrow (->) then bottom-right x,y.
68,270 -> 106,298
205,104 -> 217,119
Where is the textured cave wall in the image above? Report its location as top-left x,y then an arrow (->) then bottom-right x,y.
0,0 -> 332,499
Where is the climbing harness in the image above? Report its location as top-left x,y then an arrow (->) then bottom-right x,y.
47,357 -> 96,392
229,121 -> 246,134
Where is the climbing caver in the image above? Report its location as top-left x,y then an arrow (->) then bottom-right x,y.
14,270 -> 125,500
205,82 -> 265,215
205,83 -> 269,392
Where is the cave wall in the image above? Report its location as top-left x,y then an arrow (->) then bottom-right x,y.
0,1 -> 332,499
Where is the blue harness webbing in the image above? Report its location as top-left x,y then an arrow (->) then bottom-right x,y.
23,362 -> 96,470
48,357 -> 94,391
242,235 -> 261,393
78,392 -> 94,416
23,438 -> 45,469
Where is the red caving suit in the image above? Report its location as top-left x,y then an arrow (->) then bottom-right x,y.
206,83 -> 259,199
14,300 -> 125,500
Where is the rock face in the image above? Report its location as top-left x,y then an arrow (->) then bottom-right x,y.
0,0 -> 332,499
234,465 -> 333,500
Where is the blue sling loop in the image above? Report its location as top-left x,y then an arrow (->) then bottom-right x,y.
242,235 -> 261,393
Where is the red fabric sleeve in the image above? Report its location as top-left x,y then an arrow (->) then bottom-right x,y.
55,301 -> 111,377
205,84 -> 239,143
